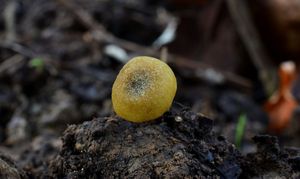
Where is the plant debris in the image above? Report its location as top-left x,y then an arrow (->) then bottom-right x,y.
264,61 -> 298,133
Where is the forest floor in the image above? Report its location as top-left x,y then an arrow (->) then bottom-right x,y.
0,0 -> 299,178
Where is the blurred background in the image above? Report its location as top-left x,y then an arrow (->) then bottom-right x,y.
0,0 -> 299,161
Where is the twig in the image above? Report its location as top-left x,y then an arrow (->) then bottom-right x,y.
57,0 -> 252,90
226,0 -> 277,95
170,55 -> 252,90
0,43 -> 60,76
3,0 -> 18,42
0,43 -> 35,58
56,0 -> 113,41
0,54 -> 25,75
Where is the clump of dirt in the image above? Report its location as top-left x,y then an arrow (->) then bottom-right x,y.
45,106 -> 242,178
18,133 -> 61,178
240,135 -> 300,178
0,152 -> 27,179
3,106 -> 299,178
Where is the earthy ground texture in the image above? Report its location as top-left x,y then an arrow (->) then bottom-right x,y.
1,0 -> 300,178
9,106 -> 298,178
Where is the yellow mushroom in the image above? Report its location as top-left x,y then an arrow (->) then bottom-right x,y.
112,56 -> 177,122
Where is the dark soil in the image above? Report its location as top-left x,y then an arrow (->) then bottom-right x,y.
14,106 -> 299,178
47,107 -> 241,178
0,153 -> 27,179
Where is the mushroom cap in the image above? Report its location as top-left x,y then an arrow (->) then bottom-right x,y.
112,56 -> 177,122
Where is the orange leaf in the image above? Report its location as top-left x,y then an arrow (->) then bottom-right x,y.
264,61 -> 298,134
